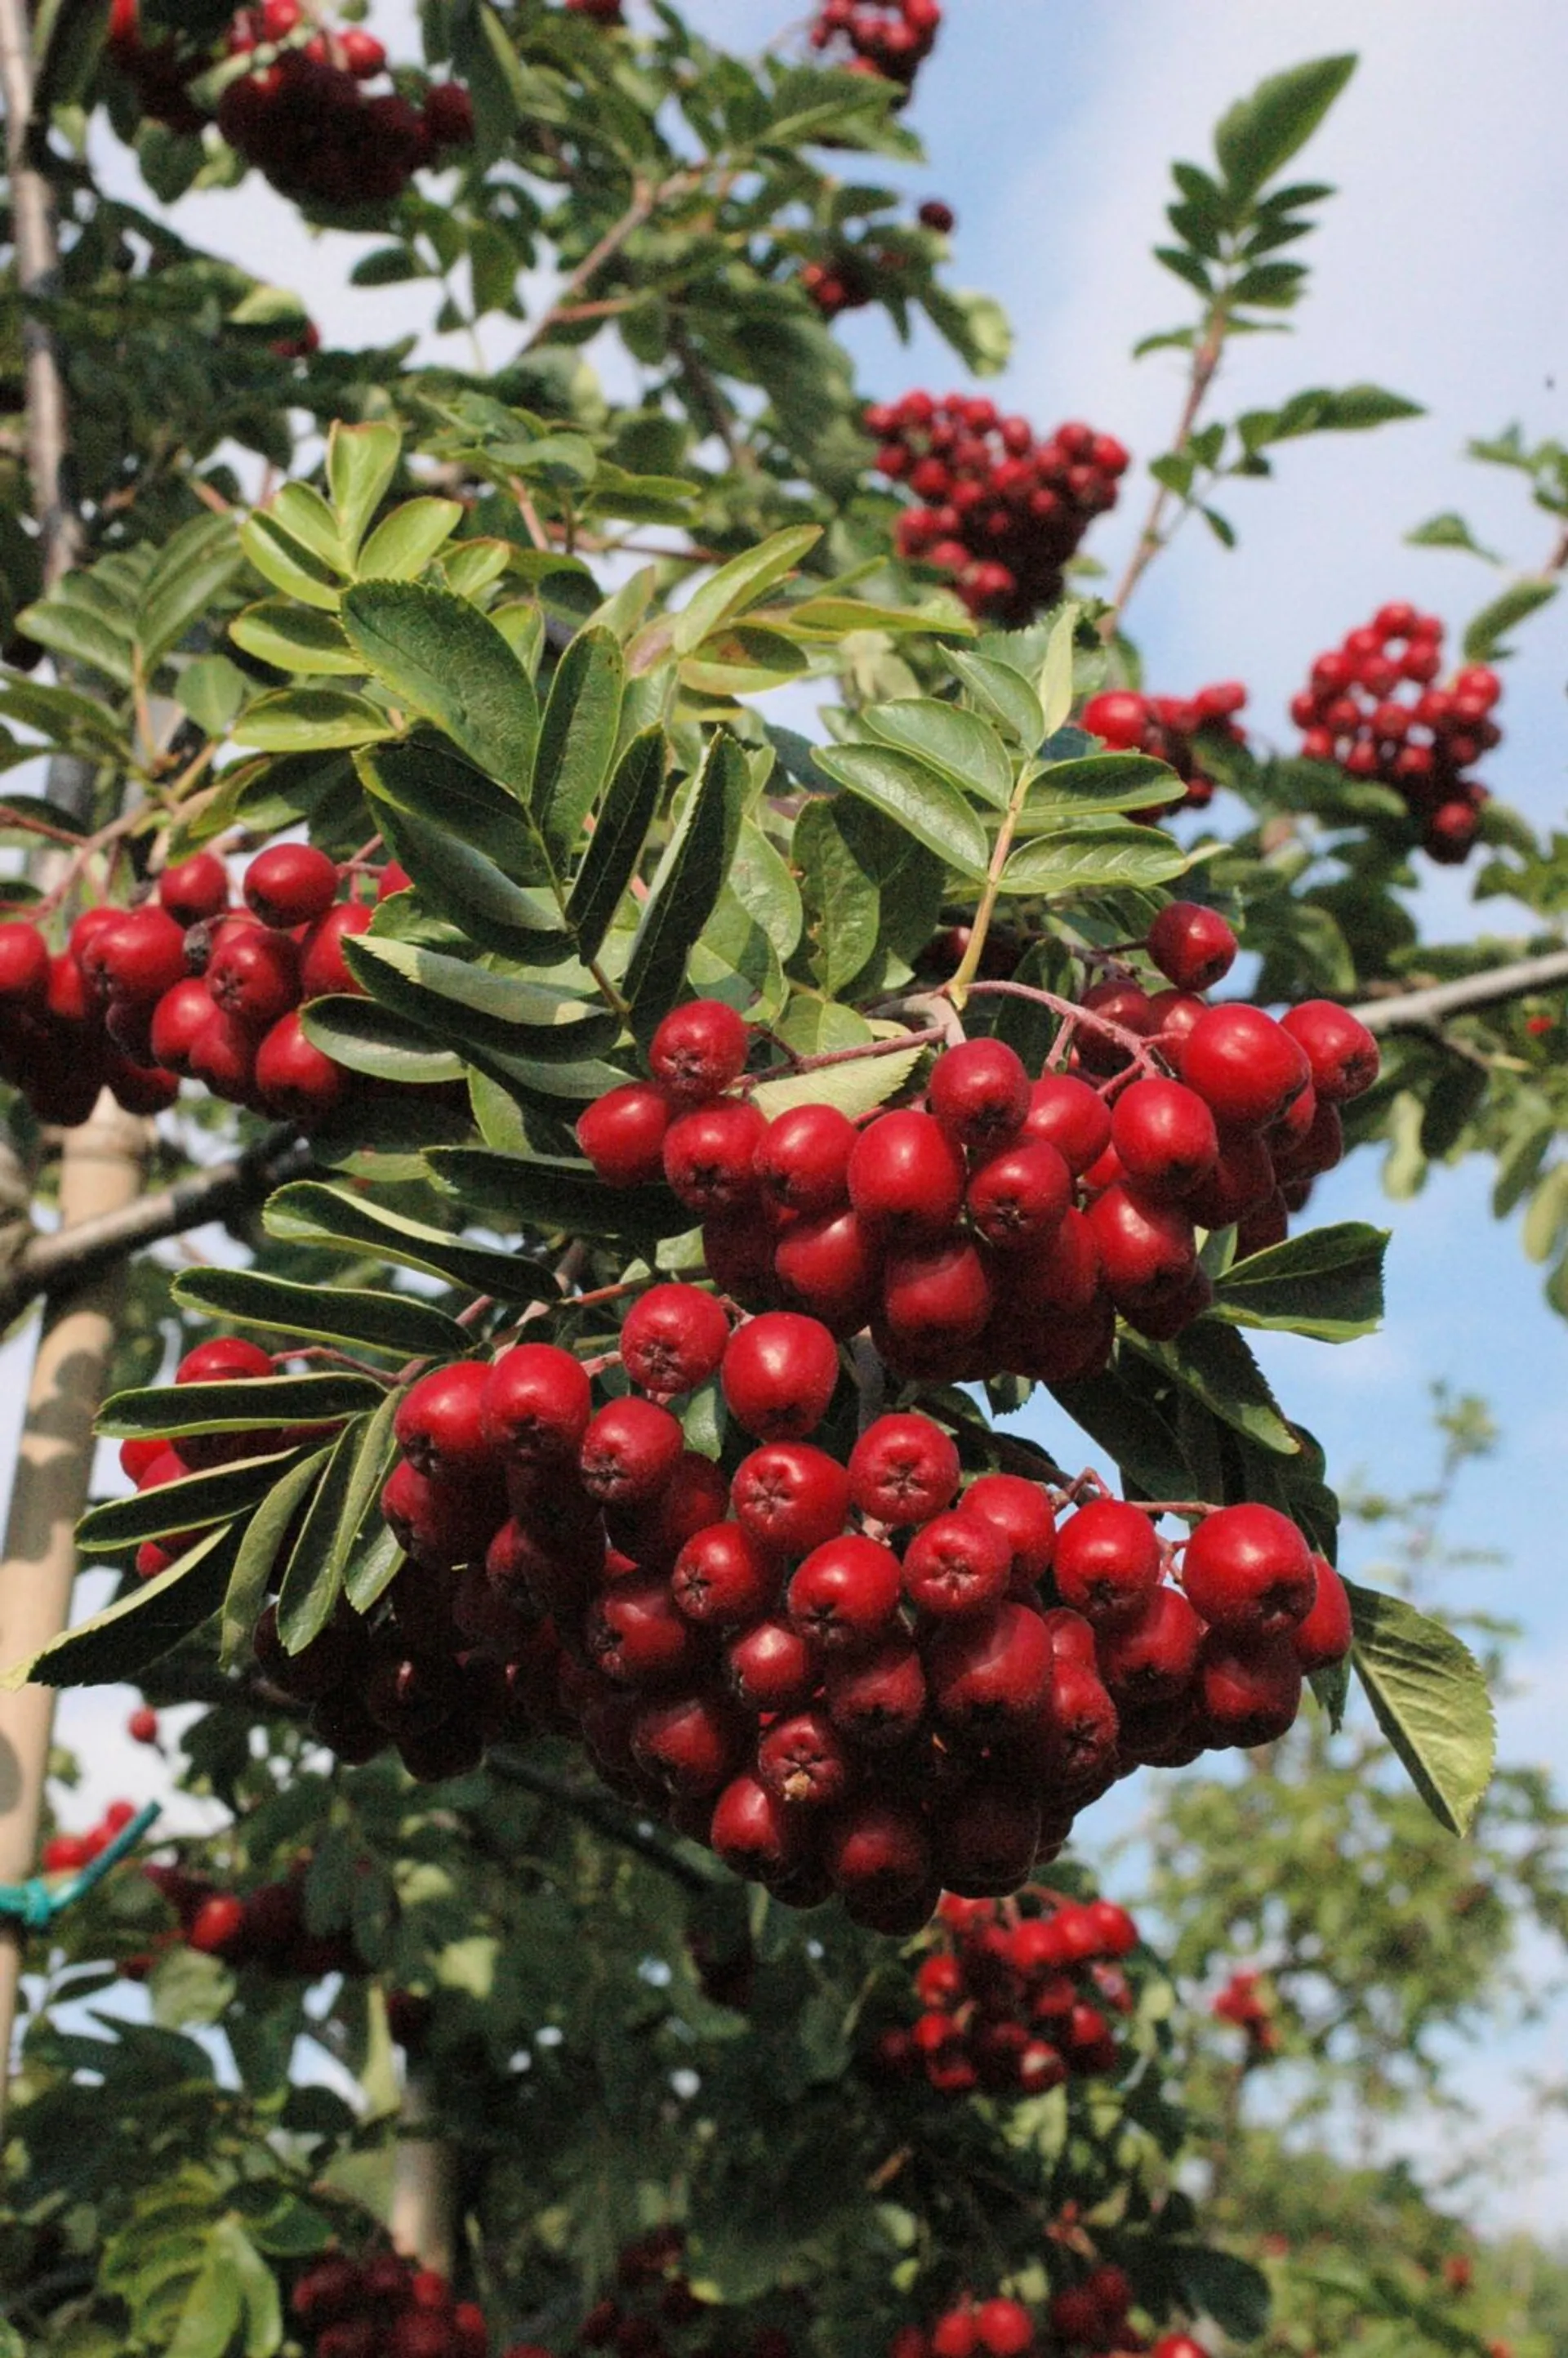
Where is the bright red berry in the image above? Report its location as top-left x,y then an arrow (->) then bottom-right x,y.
244,842 -> 339,929
619,1283 -> 730,1397
577,1082 -> 672,1186
648,997 -> 751,1100
721,1312 -> 840,1440
1182,1504 -> 1316,1641
1147,900 -> 1237,992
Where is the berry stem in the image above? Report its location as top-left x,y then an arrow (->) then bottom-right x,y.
740,1022 -> 951,1090
948,760 -> 1036,1005
959,978 -> 1169,1072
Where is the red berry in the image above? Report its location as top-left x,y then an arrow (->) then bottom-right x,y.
394,1362 -> 497,1486
0,922 -> 50,1008
670,1519 -> 779,1625
1182,1504 -> 1316,1640
773,1206 -> 881,1335
481,1343 -> 591,1465
965,1139 -> 1072,1248
918,198 -> 956,232
424,79 -> 474,146
1200,1631 -> 1303,1746
158,853 -> 229,927
1147,901 -> 1237,992
1087,1184 -> 1196,1310
788,1531 -> 902,1651
721,1312 -> 840,1439
244,842 -> 339,928
1110,1078 -> 1218,1201
188,1893 -> 246,1955
577,1081 -> 672,1186
207,925 -> 301,1029
579,1397 -> 685,1506
587,1570 -> 706,1688
1291,1553 -> 1354,1671
93,907 -> 189,1007
662,1097 -> 766,1215
1018,1074 -> 1112,1174
756,1708 -> 855,1807
927,1036 -> 1031,1150
880,1233 -> 992,1354
254,1010 -> 346,1124
725,1615 -> 819,1712
974,2297 -> 1033,2355
928,1600 -> 1053,1732
825,1638 -> 927,1747
1054,1498 -> 1162,1627
1180,1005 -> 1310,1133
959,1473 -> 1056,1582
756,1101 -> 858,1213
902,1509 -> 1011,1618
631,1689 -> 746,1795
648,997 -> 751,1099
710,1772 -> 800,1879
1094,1583 -> 1202,1702
729,1441 -> 849,1557
848,1413 -> 960,1525
619,1282 -> 730,1397
849,1109 -> 966,1237
822,1795 -> 933,1926
299,900 -> 373,997
1279,998 -> 1380,1103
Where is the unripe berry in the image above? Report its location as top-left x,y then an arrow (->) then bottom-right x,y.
577,1081 -> 672,1186
648,996 -> 751,1100
721,1312 -> 840,1439
619,1282 -> 730,1396
1181,1503 -> 1316,1640
244,842 -> 339,928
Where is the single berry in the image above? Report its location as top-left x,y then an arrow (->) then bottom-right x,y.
619,1282 -> 730,1397
648,997 -> 751,1100
1147,900 -> 1237,992
1181,1504 -> 1316,1640
244,842 -> 339,929
721,1312 -> 840,1440
848,1412 -> 960,1525
577,1081 -> 672,1187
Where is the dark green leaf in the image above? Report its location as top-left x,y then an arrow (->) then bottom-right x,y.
1131,1319 -> 1298,1455
345,934 -> 621,1064
1214,54 -> 1356,208
564,728 -> 666,962
219,1449 -> 333,1671
1000,826 -> 1190,895
425,1146 -> 681,1239
172,1268 -> 466,1361
1406,511 -> 1501,562
1022,754 -> 1182,819
300,996 -> 465,1085
812,743 -> 989,880
277,1423 -> 363,1654
1172,2245 -> 1272,2342
531,626 -> 626,862
263,1182 -> 555,1304
99,1371 -> 384,1438
859,699 -> 1014,810
2,1523 -> 239,1692
77,1451 -> 300,1554
1462,578 -> 1558,662
943,648 -> 1045,746
1348,1580 -> 1496,1836
341,581 -> 540,792
625,730 -> 746,1036
1210,1221 -> 1388,1342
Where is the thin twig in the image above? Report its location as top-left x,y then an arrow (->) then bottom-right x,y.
519,169 -> 697,355
1102,303 -> 1229,636
1349,947 -> 1568,1036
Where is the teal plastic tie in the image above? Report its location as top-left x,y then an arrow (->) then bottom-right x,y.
0,1800 -> 163,1931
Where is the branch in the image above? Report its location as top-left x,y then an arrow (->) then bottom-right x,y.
486,1749 -> 722,1895
0,0 -> 84,592
0,1128 -> 315,1328
518,167 -> 697,356
1350,947 -> 1568,1036
1102,300 -> 1229,636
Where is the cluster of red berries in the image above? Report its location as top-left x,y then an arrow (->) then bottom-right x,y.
106,0 -> 474,207
292,2252 -> 488,2358
871,1888 -> 1140,2097
563,0 -> 625,20
503,2228 -> 797,2358
1080,684 -> 1250,816
0,844 -> 411,1131
808,0 -> 941,89
39,1799 -> 139,1876
579,961 -> 1380,1379
889,2278 -> 1206,2358
866,395 -> 1129,622
1210,1968 -> 1278,2060
800,198 -> 954,320
1290,604 -> 1501,863
137,1854 -> 367,1981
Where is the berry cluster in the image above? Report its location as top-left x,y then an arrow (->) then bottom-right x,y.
580,969 -> 1379,1378
507,2227 -> 798,2358
1080,684 -> 1250,816
40,1799 -> 139,1876
1211,1968 -> 1278,2060
807,0 -> 941,91
292,2252 -> 488,2358
871,1888 -> 1141,2097
866,396 -> 1129,622
139,1855 -> 367,1980
1289,604 -> 1502,863
0,845 -> 412,1132
106,1 -> 474,208
890,2279 -> 1207,2358
800,196 -> 955,319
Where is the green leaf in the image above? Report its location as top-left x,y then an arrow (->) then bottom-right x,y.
425,1148 -> 681,1239
264,1182 -> 555,1304
1171,2245 -> 1272,2342
751,1042 -> 924,1121
859,698 -> 1014,811
299,996 -> 466,1085
14,588 -> 136,684
1209,1221 -> 1388,1341
137,515 -> 245,672
531,626 -> 626,862
238,514 -> 342,612
1348,1579 -> 1496,1836
1049,1367 -> 1192,1503
354,499 -> 466,586
171,1268 -> 466,1364
345,934 -> 622,1064
564,727 -> 666,962
812,743 -> 989,880
327,420 -> 404,555
792,797 -> 881,996
359,747 -> 566,961
77,1452 -> 299,1554
670,528 -> 822,655
165,2235 -> 243,2358
2,1523 -> 239,1691
1461,578 -> 1558,662
321,1391 -> 400,1618
1022,754 -> 1183,819
944,648 -> 1045,747
1000,825 -> 1190,895
1406,510 -> 1501,562
276,1420 -> 364,1654
233,689 -> 390,751
625,731 -> 746,1036
176,656 -> 248,738
1267,382 -> 1423,437
1214,54 -> 1356,208
1036,602 -> 1080,737
340,582 -> 541,792
1133,1319 -> 1298,1455
219,1448 -> 332,1672
273,484 -> 349,572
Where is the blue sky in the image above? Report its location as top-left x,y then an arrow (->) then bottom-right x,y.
16,0 -> 1568,2224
